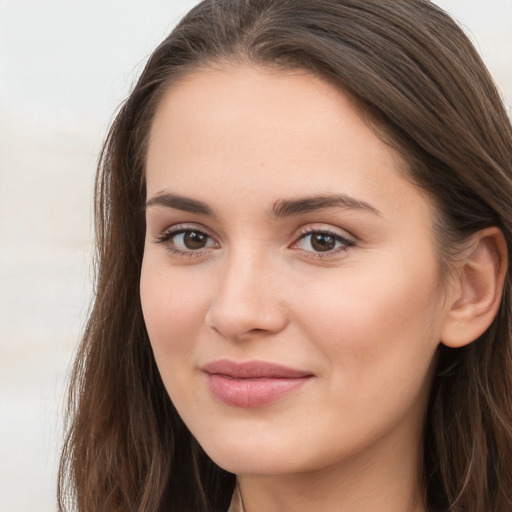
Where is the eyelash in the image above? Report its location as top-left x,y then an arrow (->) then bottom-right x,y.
154,225 -> 356,259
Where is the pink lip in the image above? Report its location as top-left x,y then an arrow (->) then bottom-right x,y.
201,360 -> 314,408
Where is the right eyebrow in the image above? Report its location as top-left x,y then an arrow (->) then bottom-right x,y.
144,192 -> 215,216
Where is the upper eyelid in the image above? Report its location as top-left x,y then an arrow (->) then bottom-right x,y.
298,227 -> 350,237
294,224 -> 355,241
156,223 -> 215,238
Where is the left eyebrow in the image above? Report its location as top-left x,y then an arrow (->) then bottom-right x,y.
270,194 -> 381,218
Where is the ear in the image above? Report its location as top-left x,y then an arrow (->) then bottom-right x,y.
441,227 -> 508,348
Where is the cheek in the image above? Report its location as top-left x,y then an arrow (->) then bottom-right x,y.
292,252 -> 443,389
140,257 -> 217,417
140,254 -> 210,367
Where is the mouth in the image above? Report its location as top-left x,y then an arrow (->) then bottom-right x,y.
201,359 -> 314,408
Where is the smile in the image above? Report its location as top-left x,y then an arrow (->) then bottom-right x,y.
201,360 -> 314,408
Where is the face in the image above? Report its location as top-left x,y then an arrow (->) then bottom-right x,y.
140,64 -> 452,476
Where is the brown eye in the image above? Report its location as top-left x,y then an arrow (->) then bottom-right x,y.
156,228 -> 218,255
183,231 -> 208,250
295,230 -> 355,255
310,233 -> 336,252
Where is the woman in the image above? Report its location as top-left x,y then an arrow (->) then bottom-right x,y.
58,1 -> 512,511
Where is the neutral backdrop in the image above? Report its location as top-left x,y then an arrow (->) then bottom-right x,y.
0,1 -> 511,511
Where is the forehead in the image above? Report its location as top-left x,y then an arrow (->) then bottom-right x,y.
145,64 -> 429,223
148,64 -> 375,153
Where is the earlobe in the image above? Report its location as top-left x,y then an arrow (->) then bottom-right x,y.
441,227 -> 508,348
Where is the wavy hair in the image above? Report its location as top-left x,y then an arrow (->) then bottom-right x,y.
58,1 -> 512,511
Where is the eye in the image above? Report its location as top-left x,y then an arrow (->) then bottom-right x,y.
155,226 -> 218,256
293,229 -> 355,256
173,230 -> 213,250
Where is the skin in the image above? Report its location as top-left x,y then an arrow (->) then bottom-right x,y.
140,64 -> 463,512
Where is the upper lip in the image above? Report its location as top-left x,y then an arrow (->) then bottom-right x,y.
201,359 -> 314,379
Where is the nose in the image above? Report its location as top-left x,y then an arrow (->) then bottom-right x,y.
205,249 -> 289,341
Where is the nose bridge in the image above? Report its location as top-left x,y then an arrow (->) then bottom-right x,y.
205,242 -> 287,340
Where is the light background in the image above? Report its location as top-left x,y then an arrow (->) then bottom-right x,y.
0,1 -> 510,511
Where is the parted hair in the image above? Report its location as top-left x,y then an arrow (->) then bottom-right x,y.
58,1 -> 512,511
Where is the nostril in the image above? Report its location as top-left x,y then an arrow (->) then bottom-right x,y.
205,299 -> 288,341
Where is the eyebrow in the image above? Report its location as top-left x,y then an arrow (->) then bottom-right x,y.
144,192 -> 380,218
145,193 -> 215,216
271,194 -> 381,218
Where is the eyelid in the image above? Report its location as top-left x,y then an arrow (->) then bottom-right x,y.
294,223 -> 355,242
154,223 -> 209,241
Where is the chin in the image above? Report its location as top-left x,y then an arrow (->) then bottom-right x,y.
208,449 -> 299,476
191,427 -> 293,475
195,428 -> 330,477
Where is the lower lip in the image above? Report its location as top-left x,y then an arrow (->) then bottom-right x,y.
206,374 -> 311,408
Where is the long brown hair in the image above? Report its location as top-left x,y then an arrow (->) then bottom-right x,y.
58,1 -> 512,511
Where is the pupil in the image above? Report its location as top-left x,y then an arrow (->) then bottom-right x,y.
311,234 -> 335,252
184,231 -> 206,249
